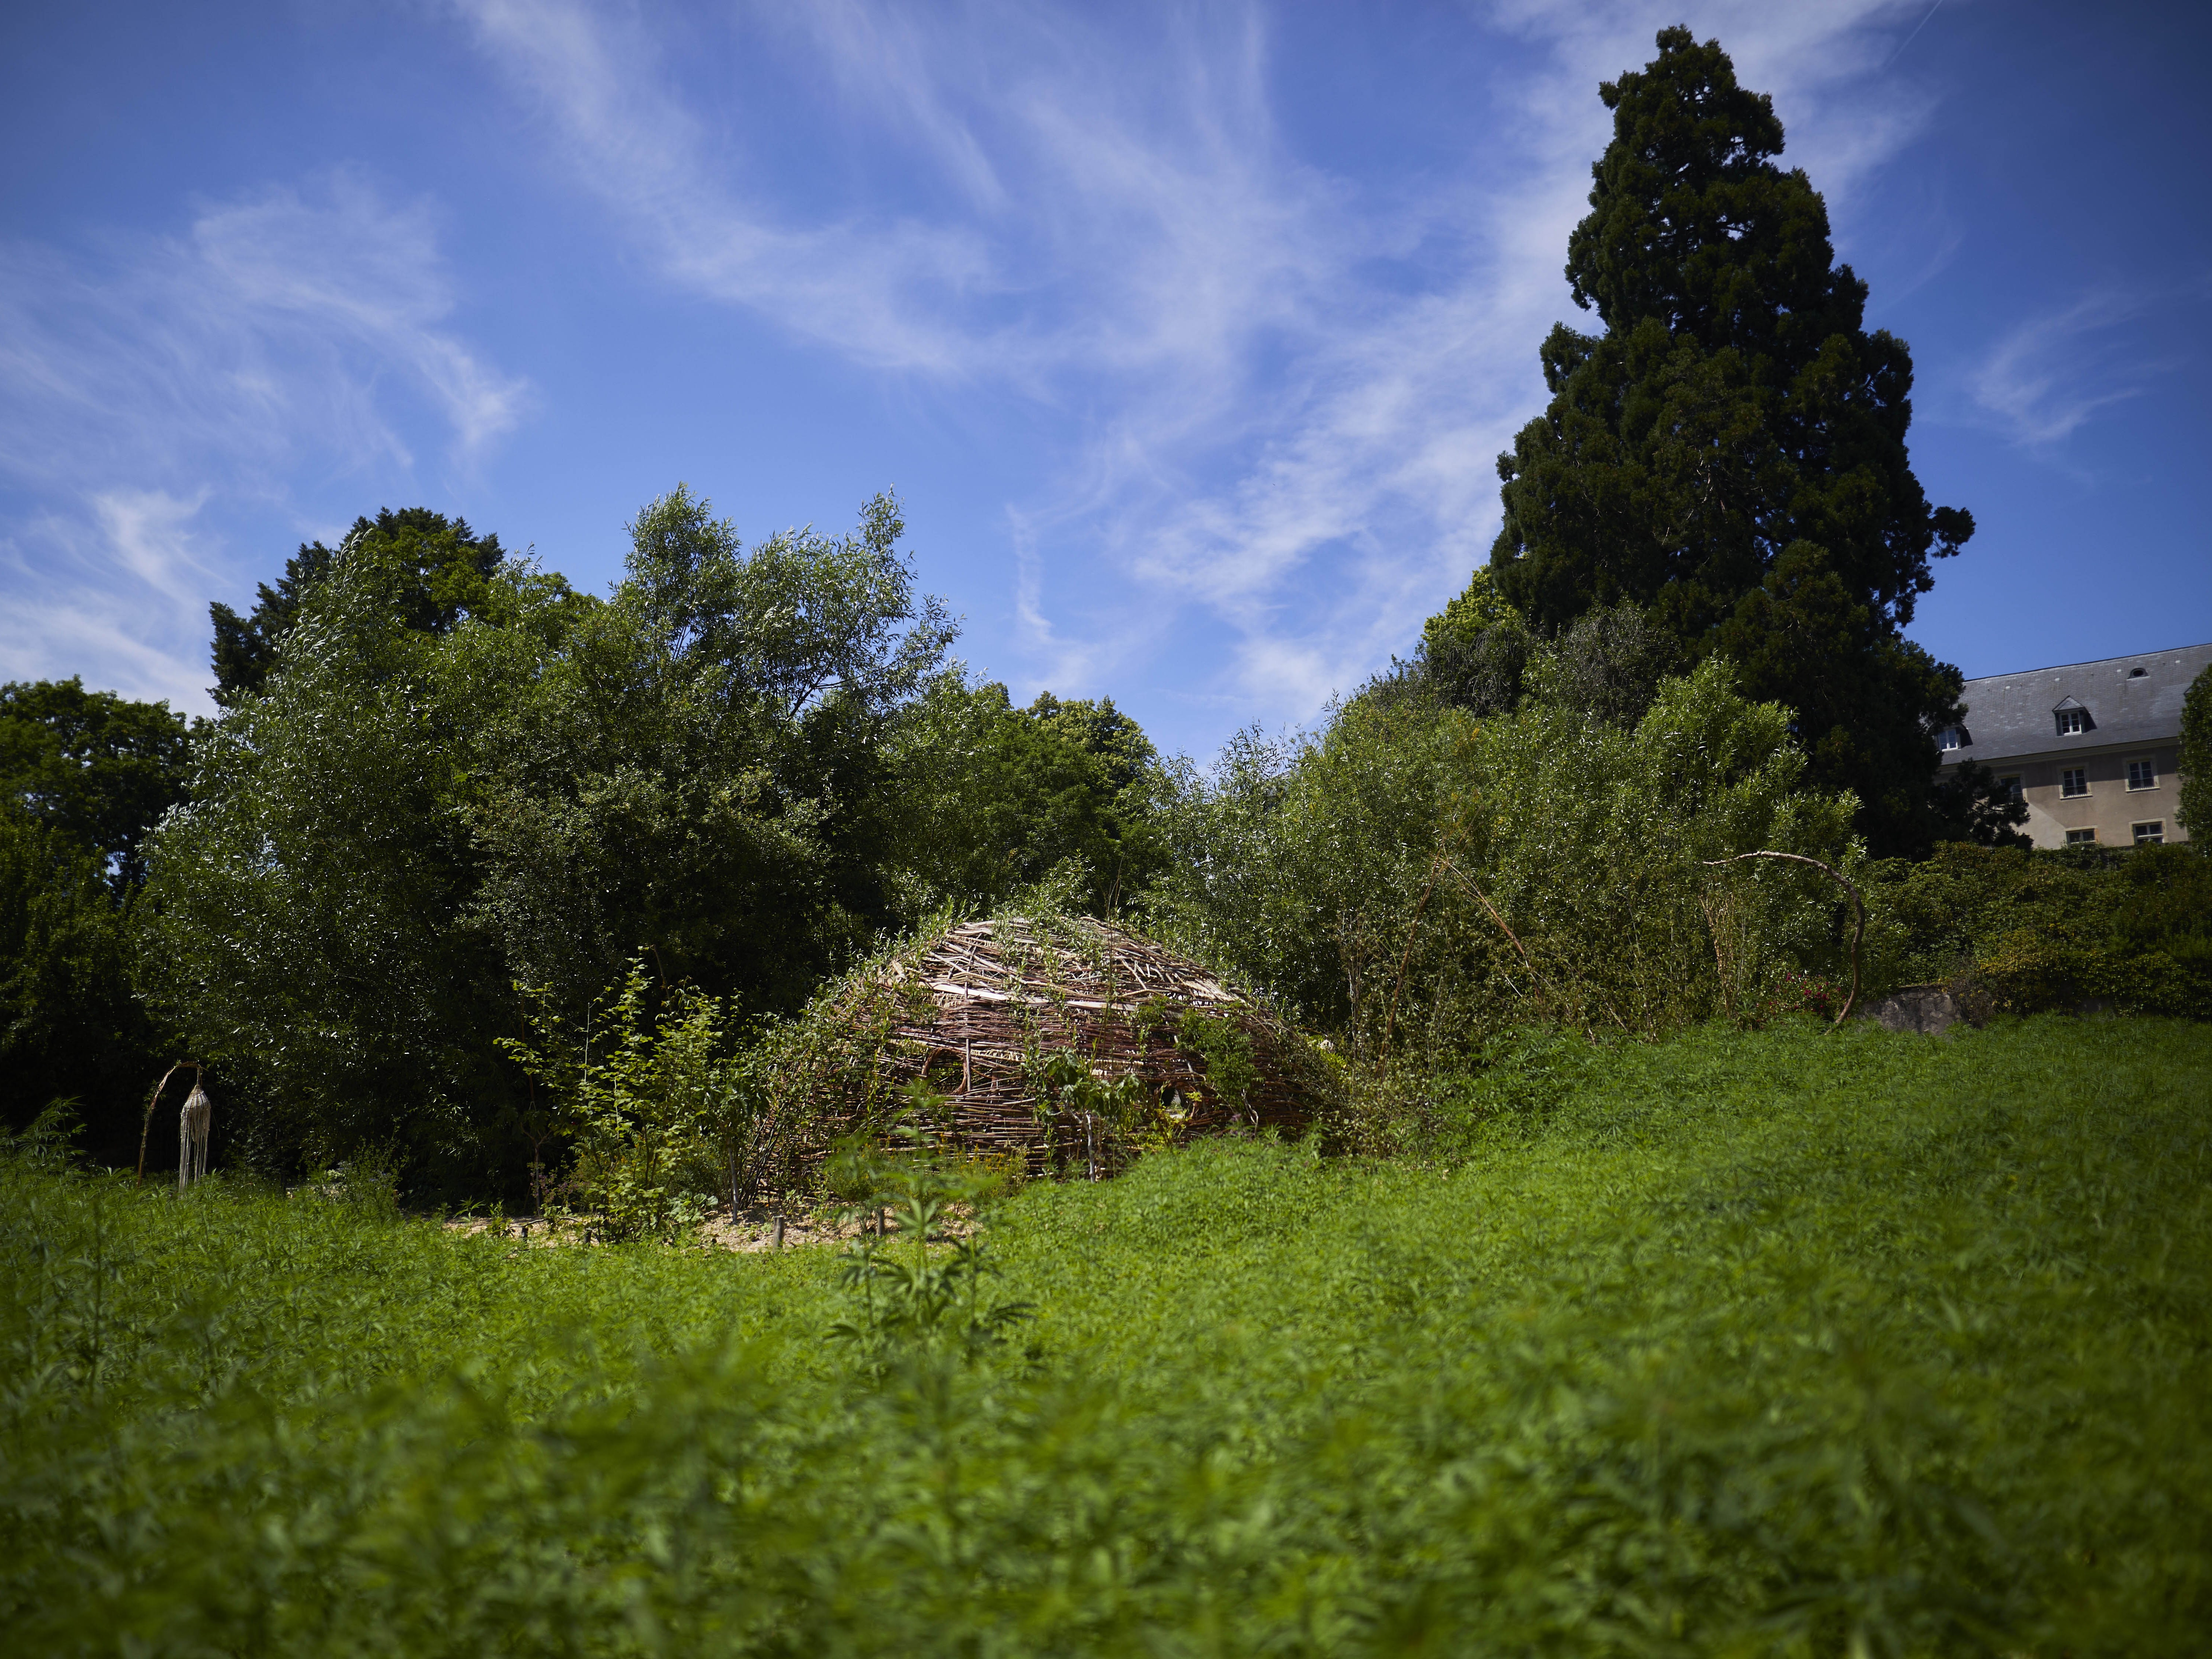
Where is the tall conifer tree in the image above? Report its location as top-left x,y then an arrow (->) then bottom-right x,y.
1486,27 -> 1974,852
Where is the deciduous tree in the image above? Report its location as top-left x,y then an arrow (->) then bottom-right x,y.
143,487 -> 958,1191
208,508 -> 505,706
886,677 -> 1167,918
0,678 -> 191,892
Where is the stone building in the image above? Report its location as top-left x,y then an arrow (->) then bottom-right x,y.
1938,644 -> 2209,849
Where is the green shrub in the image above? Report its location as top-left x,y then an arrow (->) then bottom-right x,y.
501,954 -> 835,1236
1864,839 -> 2212,1017
1151,656 -> 1862,1054
824,1110 -> 1034,1371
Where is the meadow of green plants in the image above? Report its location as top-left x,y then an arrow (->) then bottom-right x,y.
8,1014 -> 2209,1657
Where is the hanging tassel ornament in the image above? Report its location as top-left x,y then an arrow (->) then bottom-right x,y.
135,1061 -> 199,1184
178,1082 -> 212,1192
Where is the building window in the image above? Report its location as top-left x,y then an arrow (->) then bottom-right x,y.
2061,768 -> 2089,798
2128,758 -> 2158,790
2056,707 -> 2089,735
1938,727 -> 1961,751
2066,828 -> 2098,845
2133,821 -> 2165,846
1998,774 -> 2023,802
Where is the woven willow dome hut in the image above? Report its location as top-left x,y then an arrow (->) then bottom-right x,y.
827,915 -> 1333,1174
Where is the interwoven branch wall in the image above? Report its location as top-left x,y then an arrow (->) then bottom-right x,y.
834,916 -> 1323,1170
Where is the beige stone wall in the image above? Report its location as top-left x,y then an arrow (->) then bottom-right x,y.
1978,742 -> 2188,849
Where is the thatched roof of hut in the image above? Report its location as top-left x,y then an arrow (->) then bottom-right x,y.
832,914 -> 1332,1173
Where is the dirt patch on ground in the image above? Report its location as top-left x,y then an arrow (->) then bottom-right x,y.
441,1206 -> 967,1252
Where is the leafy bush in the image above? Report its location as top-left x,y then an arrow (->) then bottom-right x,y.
501,951 -> 843,1237
1151,655 -> 1861,1054
502,959 -> 722,1240
824,1108 -> 1034,1371
1864,839 -> 2212,1018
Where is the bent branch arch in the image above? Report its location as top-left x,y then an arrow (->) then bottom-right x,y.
1701,852 -> 1864,1025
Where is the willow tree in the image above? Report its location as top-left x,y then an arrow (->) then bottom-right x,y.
1487,27 -> 1974,853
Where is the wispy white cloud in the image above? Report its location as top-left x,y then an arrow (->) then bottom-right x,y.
0,491 -> 219,708
0,175 -> 528,711
1968,289 -> 2159,447
457,0 -> 1936,734
459,0 -> 996,374
0,174 -> 530,488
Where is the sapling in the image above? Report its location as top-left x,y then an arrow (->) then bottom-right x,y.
827,1095 -> 1034,1371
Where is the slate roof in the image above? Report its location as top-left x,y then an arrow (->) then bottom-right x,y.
1942,642 -> 2212,766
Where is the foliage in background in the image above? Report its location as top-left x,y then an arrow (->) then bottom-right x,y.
1865,839 -> 2212,1019
1150,654 -> 1858,1057
458,485 -> 955,1024
207,508 -> 506,708
1,678 -> 192,896
2183,657 -> 2211,840
1481,27 -> 1975,855
0,678 -> 191,1151
1149,693 -> 1464,1038
0,815 -> 168,1160
1929,757 -> 2034,849
1452,655 -> 1859,1035
5,1018 -> 2209,1655
137,543 -> 521,1190
139,487 -> 960,1196
884,677 -> 1168,921
1409,580 -> 1681,732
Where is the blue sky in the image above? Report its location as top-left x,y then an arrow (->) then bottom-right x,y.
3,0 -> 2207,760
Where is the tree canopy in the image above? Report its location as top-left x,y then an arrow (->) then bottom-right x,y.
887,679 -> 1167,918
140,488 -> 1003,1190
208,508 -> 506,706
1484,26 -> 1976,854
0,678 -> 191,893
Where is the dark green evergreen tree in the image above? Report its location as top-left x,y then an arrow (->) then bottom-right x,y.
1485,26 -> 1975,853
2180,659 -> 2211,843
209,508 -> 504,706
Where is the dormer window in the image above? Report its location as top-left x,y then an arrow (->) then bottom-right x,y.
1938,728 -> 1962,751
2054,698 -> 2092,736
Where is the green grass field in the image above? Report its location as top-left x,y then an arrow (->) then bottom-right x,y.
6,1016 -> 2210,1656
